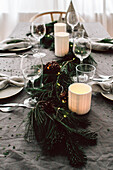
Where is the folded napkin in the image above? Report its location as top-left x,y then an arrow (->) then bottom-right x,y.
90,38 -> 113,51
0,38 -> 31,51
89,80 -> 113,93
0,74 -> 24,90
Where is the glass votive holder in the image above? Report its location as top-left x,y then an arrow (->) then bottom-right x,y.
76,64 -> 96,83
68,83 -> 92,115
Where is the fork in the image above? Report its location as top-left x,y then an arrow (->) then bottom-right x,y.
0,103 -> 33,112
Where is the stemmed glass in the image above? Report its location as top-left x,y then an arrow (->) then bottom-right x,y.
31,20 -> 46,57
67,10 -> 79,42
21,55 -> 43,107
73,29 -> 91,63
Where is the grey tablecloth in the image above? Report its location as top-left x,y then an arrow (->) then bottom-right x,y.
0,22 -> 113,170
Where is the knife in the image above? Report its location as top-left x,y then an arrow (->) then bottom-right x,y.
0,53 -> 17,57
93,78 -> 109,82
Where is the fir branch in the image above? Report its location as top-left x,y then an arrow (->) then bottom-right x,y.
66,139 -> 87,167
53,113 -> 97,147
24,21 -> 98,168
57,108 -> 91,129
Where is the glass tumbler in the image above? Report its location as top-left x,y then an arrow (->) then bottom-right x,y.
76,64 -> 96,83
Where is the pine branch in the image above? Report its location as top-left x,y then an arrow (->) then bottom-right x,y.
66,139 -> 87,167
53,115 -> 97,147
24,23 -> 98,167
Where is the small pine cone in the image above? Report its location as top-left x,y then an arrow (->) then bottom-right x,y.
44,61 -> 60,74
35,25 -> 44,34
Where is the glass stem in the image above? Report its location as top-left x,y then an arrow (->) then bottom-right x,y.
31,80 -> 35,89
80,59 -> 83,64
82,30 -> 85,38
37,41 -> 41,53
72,28 -> 74,39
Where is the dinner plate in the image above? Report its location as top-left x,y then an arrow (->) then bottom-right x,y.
101,92 -> 113,101
0,86 -> 23,99
8,45 -> 32,52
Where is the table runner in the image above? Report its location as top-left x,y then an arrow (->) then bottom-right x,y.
0,22 -> 113,170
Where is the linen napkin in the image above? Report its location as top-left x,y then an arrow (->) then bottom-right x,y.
89,80 -> 113,93
0,74 -> 24,90
90,38 -> 113,51
0,38 -> 31,51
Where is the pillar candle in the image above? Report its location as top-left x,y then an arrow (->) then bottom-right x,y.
55,32 -> 69,57
68,83 -> 92,115
54,23 -> 66,33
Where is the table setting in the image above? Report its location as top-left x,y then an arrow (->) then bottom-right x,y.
0,6 -> 113,170
0,38 -> 32,53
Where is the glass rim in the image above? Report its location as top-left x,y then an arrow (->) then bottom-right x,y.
76,64 -> 96,73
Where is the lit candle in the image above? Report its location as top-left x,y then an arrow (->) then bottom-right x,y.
55,32 -> 69,57
54,23 -> 66,33
68,83 -> 92,115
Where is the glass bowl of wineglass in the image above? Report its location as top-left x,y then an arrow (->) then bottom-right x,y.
73,30 -> 91,63
31,20 -> 46,58
67,10 -> 79,42
21,54 -> 43,107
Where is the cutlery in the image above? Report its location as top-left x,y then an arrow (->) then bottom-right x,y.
0,102 -> 33,112
0,107 -> 15,112
98,74 -> 113,79
0,103 -> 33,108
0,53 -> 17,57
102,91 -> 112,94
93,78 -> 109,82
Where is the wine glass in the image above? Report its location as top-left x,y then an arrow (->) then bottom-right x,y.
21,54 -> 43,107
31,20 -> 46,58
67,10 -> 79,42
73,29 -> 91,63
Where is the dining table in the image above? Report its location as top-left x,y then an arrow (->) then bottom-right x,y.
0,22 -> 113,170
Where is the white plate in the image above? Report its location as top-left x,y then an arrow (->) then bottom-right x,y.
101,92 -> 113,101
0,86 -> 23,99
8,45 -> 32,52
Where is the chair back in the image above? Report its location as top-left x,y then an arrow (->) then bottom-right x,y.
29,11 -> 66,22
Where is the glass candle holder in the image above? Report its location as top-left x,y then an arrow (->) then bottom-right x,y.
76,64 -> 96,83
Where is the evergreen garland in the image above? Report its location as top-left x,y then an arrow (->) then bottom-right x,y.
25,21 -> 98,168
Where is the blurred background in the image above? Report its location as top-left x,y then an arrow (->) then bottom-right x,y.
0,0 -> 113,41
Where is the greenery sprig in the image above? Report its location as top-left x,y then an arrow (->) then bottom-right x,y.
25,60 -> 97,168
25,21 -> 98,168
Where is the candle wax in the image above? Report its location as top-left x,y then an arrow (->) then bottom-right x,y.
70,83 -> 91,94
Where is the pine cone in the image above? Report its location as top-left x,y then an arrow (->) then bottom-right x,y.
44,61 -> 60,74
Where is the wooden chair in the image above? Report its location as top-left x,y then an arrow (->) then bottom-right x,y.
29,11 -> 85,23
29,11 -> 66,22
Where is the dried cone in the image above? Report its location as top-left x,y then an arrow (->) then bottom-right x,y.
44,61 -> 60,74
